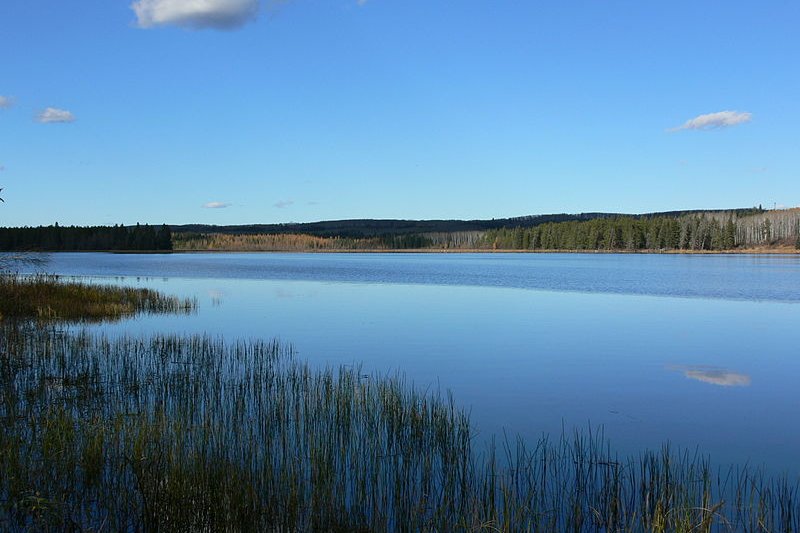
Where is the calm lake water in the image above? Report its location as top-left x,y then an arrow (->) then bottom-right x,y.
28,252 -> 800,475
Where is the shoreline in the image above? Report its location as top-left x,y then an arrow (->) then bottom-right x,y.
7,246 -> 799,255
99,247 -> 800,255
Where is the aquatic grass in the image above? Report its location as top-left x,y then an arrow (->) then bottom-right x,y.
1,323 -> 798,531
0,274 -> 196,322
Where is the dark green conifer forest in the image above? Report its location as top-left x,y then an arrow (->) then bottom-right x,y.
0,224 -> 173,251
480,210 -> 799,251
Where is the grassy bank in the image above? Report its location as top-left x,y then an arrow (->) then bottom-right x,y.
0,274 -> 196,322
1,321 -> 797,531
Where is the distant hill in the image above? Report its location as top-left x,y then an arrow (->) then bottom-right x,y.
172,208 -> 763,238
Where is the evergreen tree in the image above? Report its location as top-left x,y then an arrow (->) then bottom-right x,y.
723,219 -> 736,249
157,225 -> 173,250
796,222 -> 800,250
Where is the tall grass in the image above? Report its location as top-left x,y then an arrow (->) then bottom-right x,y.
0,274 -> 196,322
1,322 -> 797,531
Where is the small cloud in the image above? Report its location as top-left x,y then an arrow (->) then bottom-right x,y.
0,165 -> 5,172
0,96 -> 13,109
356,0 -> 368,5
274,199 -> 294,209
202,201 -> 232,209
671,365 -> 751,387
670,110 -> 752,132
37,107 -> 76,123
132,0 -> 259,30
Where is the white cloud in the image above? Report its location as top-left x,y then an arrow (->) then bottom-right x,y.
0,96 -> 12,109
202,201 -> 232,208
684,368 -> 751,387
671,365 -> 751,387
670,110 -> 752,132
274,199 -> 294,208
37,107 -> 76,123
132,0 -> 259,29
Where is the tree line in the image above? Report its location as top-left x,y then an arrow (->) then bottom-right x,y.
173,209 -> 800,252
3,209 -> 797,252
480,210 -> 800,251
0,224 -> 173,251
171,209 -> 760,238
172,232 -> 434,251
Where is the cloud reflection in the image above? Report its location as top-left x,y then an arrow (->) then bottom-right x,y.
672,365 -> 751,387
208,289 -> 225,307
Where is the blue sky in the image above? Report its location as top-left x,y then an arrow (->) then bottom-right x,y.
1,0 -> 798,226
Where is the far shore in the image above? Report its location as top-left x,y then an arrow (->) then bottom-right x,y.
133,246 -> 798,255
8,246 -> 799,255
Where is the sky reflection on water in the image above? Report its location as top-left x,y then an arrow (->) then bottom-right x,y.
30,252 -> 800,476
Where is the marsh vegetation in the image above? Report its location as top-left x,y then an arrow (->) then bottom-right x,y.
3,327 -> 799,531
0,274 -> 195,322
0,277 -> 798,531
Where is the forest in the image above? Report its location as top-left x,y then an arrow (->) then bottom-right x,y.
174,209 -> 800,252
171,231 -> 436,251
0,223 -> 173,251
2,208 -> 798,252
480,209 -> 800,251
171,208 -> 759,238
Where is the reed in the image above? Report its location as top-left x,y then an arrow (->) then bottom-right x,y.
0,274 -> 196,322
1,321 -> 797,531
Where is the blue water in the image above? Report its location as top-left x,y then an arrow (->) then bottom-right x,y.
23,252 -> 800,475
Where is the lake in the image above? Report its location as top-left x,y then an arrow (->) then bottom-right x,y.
28,252 -> 800,476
